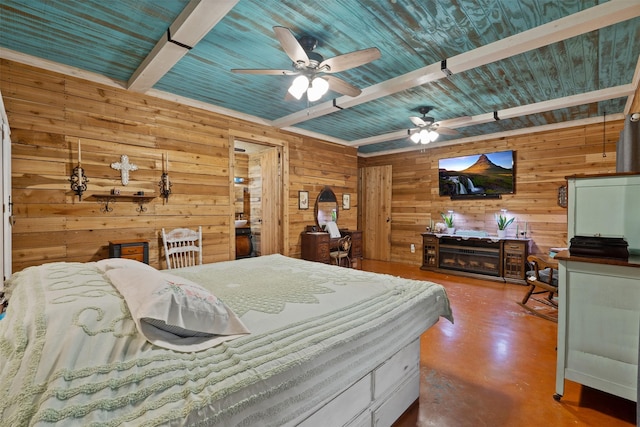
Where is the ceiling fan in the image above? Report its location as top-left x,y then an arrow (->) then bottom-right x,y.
231,26 -> 380,101
408,106 -> 460,144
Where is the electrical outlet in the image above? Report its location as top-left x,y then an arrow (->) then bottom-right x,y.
410,243 -> 415,253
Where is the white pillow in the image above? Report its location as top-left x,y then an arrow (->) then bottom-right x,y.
106,268 -> 249,352
96,258 -> 157,273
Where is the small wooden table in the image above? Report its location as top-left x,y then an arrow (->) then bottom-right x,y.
109,239 -> 149,264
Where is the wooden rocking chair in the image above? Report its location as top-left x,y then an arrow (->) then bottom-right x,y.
517,255 -> 559,322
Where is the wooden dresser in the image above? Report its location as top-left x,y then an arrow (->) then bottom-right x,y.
301,230 -> 363,268
108,239 -> 149,264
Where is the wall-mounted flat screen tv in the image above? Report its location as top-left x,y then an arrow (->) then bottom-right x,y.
438,150 -> 515,197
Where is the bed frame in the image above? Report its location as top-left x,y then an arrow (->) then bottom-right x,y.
295,338 -> 420,427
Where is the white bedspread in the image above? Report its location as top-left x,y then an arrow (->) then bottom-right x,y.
0,254 -> 452,426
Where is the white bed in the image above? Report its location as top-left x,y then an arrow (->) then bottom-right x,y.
0,254 -> 452,426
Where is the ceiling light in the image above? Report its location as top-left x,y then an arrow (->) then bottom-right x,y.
307,77 -> 329,102
420,129 -> 429,143
288,75 -> 309,100
411,129 -> 440,144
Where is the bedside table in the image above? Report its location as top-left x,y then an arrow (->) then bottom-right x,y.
109,240 -> 149,264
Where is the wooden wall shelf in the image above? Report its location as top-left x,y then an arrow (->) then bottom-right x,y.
88,194 -> 156,213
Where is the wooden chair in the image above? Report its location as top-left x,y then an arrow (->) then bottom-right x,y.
330,235 -> 352,267
162,226 -> 203,269
518,255 -> 559,322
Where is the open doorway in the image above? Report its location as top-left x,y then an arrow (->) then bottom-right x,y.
232,139 -> 285,259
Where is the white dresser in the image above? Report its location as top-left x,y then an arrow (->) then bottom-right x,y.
555,173 -> 640,402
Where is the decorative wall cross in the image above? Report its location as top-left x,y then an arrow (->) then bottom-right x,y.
111,154 -> 138,186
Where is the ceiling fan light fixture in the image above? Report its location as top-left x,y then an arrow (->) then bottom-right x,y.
412,129 -> 439,144
307,77 -> 329,102
288,75 -> 309,100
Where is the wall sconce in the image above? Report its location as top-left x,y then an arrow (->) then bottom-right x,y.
557,185 -> 568,208
158,152 -> 172,201
69,139 -> 88,200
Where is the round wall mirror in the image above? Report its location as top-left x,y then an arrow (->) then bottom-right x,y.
315,186 -> 339,228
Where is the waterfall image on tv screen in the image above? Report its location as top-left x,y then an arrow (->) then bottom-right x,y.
438,150 -> 514,196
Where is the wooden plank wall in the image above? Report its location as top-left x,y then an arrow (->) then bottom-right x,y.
359,120 -> 623,266
287,136 -> 359,253
2,59 -> 357,271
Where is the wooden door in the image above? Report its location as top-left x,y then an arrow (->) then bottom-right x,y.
359,165 -> 392,261
258,147 -> 282,255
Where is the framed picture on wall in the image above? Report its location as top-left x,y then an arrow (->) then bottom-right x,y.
342,193 -> 350,210
299,191 -> 309,210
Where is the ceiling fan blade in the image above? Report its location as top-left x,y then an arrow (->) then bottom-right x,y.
319,47 -> 381,73
324,75 -> 361,97
434,125 -> 458,135
273,26 -> 310,67
409,116 -> 426,127
231,68 -> 297,75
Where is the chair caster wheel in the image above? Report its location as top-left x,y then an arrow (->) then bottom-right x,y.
553,393 -> 562,401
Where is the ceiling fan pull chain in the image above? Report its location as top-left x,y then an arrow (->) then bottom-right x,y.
602,111 -> 607,157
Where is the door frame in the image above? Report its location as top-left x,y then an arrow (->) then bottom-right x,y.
1,90 -> 12,280
228,132 -> 289,259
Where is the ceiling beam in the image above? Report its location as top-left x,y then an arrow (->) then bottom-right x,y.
357,114 -> 625,158
127,0 -> 238,93
272,0 -> 640,129
349,84 -> 636,147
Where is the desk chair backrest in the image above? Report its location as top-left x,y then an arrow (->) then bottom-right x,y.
162,226 -> 203,269
330,235 -> 352,267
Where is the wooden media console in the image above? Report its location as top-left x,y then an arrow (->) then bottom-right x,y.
421,233 -> 530,283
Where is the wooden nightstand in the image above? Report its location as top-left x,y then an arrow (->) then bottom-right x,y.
109,240 -> 149,264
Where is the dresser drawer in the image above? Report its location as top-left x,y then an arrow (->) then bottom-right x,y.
109,240 -> 149,264
423,235 -> 438,244
504,241 -> 526,252
317,242 -> 330,260
121,245 -> 144,255
121,253 -> 145,262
